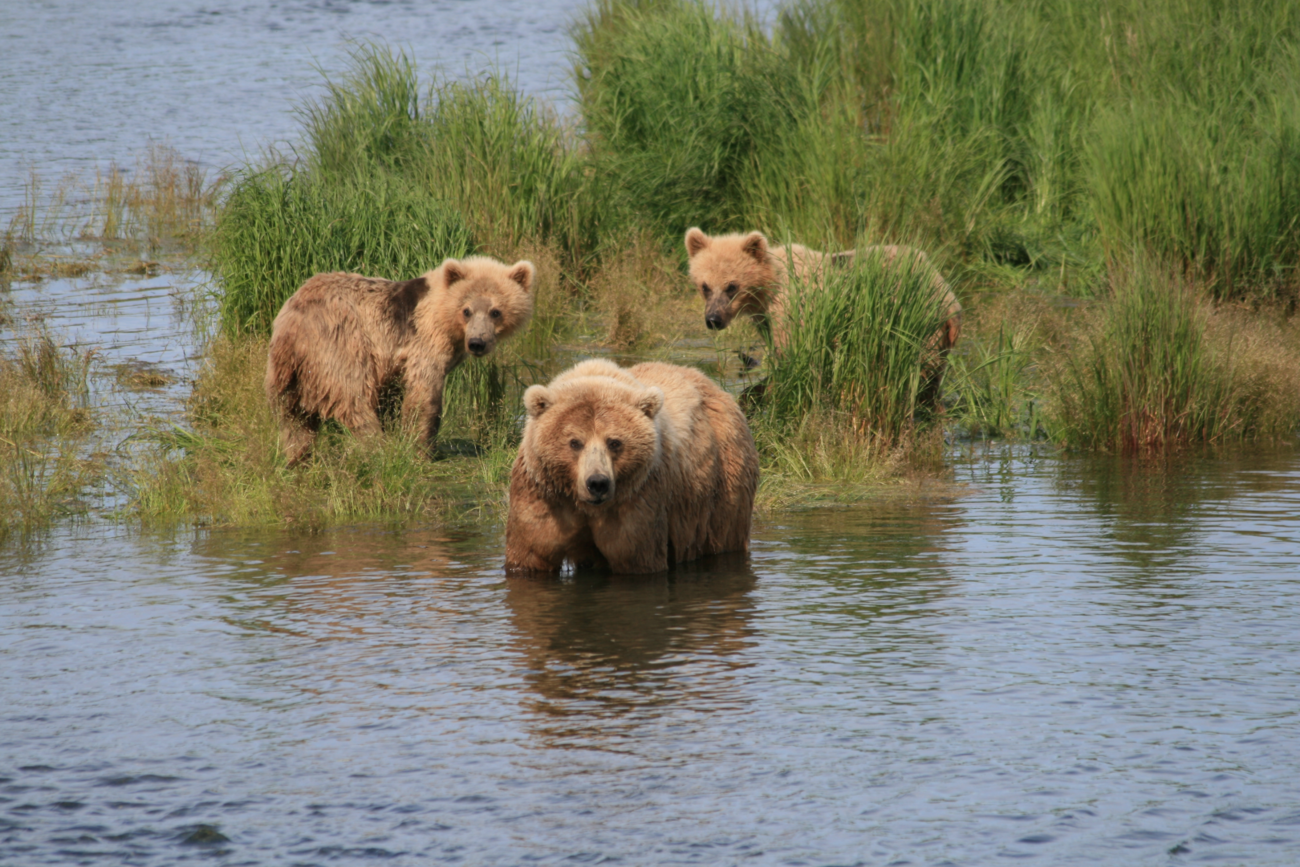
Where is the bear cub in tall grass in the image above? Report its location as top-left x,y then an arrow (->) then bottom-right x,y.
684,228 -> 963,394
505,359 -> 759,575
265,256 -> 534,465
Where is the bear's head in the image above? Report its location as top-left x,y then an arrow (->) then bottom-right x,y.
684,228 -> 778,332
434,256 -> 535,357
522,361 -> 665,507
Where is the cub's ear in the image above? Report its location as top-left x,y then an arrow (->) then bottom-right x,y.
524,385 -> 553,419
685,227 -> 710,258
441,259 -> 467,286
637,386 -> 665,420
741,231 -> 768,262
507,260 -> 535,294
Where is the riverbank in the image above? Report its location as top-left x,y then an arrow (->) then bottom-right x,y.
5,0 -> 1300,538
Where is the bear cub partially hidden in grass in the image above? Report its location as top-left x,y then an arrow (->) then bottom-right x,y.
265,256 -> 534,465
684,228 -> 963,396
505,359 -> 759,575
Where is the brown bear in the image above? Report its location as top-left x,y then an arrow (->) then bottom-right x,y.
265,256 -> 534,465
505,359 -> 759,575
684,228 -> 962,400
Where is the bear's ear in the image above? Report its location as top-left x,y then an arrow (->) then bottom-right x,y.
441,259 -> 467,287
741,232 -> 768,262
685,227 -> 710,258
637,387 -> 664,420
524,385 -> 553,419
507,260 -> 535,294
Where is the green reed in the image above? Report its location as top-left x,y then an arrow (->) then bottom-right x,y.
573,0 -> 818,238
212,169 -> 473,335
757,245 -> 952,443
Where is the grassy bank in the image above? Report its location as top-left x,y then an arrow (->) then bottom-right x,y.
7,0 -> 1300,537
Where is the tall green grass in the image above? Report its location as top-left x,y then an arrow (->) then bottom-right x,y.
212,43 -> 599,336
213,169 -> 473,335
574,0 -> 823,238
757,246 -> 952,442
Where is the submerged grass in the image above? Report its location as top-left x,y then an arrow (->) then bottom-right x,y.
0,328 -> 100,543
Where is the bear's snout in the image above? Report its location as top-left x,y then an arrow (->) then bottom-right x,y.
705,313 -> 726,330
584,473 -> 612,502
467,336 -> 488,355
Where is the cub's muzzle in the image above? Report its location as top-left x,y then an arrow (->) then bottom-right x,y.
467,337 -> 488,356
705,313 -> 726,330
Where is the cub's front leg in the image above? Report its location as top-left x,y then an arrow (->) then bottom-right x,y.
402,356 -> 449,452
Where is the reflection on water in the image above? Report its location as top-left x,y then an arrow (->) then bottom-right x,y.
4,446 -> 1299,864
506,557 -> 758,745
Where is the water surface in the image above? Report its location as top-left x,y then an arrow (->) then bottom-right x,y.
4,446 -> 1299,865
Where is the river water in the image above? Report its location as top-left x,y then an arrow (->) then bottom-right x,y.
4,1 -> 1300,865
0,0 -> 586,221
3,446 -> 1300,865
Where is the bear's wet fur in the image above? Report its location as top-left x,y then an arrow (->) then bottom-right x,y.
505,359 -> 759,574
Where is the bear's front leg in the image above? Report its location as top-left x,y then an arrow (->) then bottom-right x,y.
402,358 -> 448,453
589,499 -> 669,574
505,457 -> 592,573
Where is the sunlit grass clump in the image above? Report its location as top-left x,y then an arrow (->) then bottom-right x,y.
756,247 -> 953,440
574,0 -> 819,237
212,169 -> 473,335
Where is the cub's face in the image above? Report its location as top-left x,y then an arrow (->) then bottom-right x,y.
524,379 -> 664,506
441,258 -> 535,357
684,228 -> 774,331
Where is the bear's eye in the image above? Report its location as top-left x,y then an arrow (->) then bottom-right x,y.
726,282 -> 739,296
462,308 -> 472,319
606,438 -> 622,453
700,282 -> 711,298
489,308 -> 501,320
569,438 -> 583,451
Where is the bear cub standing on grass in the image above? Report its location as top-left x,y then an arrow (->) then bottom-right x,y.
684,228 -> 963,395
265,256 -> 534,465
505,359 -> 759,575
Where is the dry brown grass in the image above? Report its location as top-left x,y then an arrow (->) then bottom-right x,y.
1206,303 -> 1300,439
588,231 -> 697,348
3,145 -> 220,279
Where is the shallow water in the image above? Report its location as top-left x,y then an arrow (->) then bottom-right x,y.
5,2 -> 1300,863
0,0 -> 586,220
3,445 -> 1300,865
0,0 -> 782,222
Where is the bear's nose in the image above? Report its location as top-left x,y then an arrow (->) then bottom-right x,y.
585,474 -> 611,499
705,313 -> 724,330
467,337 -> 487,355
